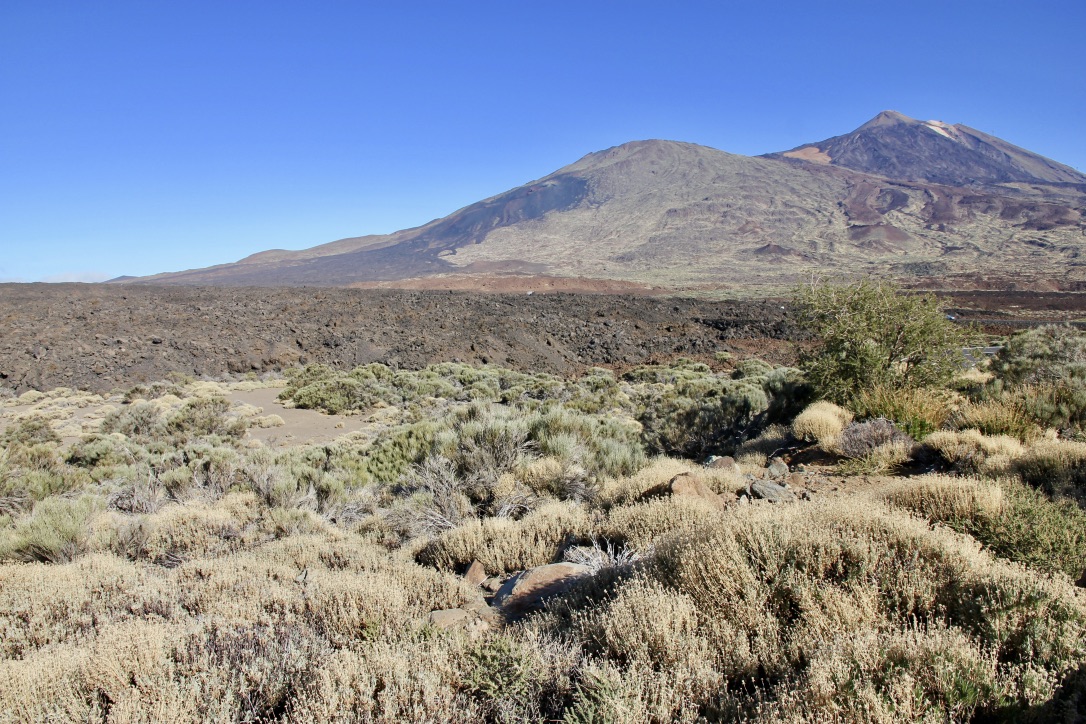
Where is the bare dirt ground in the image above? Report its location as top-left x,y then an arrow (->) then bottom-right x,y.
0,284 -> 804,394
0,382 -> 378,450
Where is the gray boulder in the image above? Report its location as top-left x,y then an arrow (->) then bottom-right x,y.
750,480 -> 797,503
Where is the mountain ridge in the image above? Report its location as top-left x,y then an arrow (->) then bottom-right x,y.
122,112 -> 1086,291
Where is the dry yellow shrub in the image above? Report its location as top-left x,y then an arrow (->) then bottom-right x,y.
791,400 -> 853,449
0,554 -> 180,658
576,575 -> 710,669
418,501 -> 591,573
138,497 -> 256,563
0,645 -> 95,723
517,456 -> 565,491
602,496 -> 724,550
595,456 -> 699,507
651,497 -> 1086,686
761,625 -> 1008,723
925,428 -> 1026,476
287,640 -> 479,723
881,474 -> 1004,522
596,456 -> 744,508
560,657 -> 719,724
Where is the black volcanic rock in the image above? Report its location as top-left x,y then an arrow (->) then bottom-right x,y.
769,110 -> 1086,186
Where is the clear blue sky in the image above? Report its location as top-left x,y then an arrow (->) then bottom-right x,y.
3,0 -> 1084,282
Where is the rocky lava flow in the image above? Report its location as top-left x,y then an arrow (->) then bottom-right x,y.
0,284 -> 804,393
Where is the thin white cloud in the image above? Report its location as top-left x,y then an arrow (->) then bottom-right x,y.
39,271 -> 112,283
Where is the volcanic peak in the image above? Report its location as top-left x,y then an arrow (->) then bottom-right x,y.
771,110 -> 1086,186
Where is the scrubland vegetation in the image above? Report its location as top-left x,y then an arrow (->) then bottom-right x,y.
0,281 -> 1084,722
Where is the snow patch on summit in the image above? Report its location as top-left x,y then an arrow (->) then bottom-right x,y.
922,120 -> 961,142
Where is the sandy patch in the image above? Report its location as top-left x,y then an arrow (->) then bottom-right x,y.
0,382 -> 375,451
781,146 -> 832,164
226,387 -> 370,448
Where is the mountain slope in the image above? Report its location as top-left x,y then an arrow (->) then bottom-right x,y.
126,113 -> 1086,291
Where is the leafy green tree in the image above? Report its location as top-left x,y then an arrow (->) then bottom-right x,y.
794,279 -> 973,402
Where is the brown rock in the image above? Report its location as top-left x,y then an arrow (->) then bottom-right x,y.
707,456 -> 742,475
428,608 -> 471,630
464,560 -> 487,587
767,458 -> 789,480
494,562 -> 591,615
481,577 -> 504,593
428,607 -> 494,639
462,598 -> 501,623
640,472 -> 726,511
674,473 -> 727,511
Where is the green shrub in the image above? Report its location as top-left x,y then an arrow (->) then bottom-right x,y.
464,635 -> 534,704
101,402 -> 165,440
795,279 -> 975,402
360,420 -> 439,485
436,404 -> 530,489
635,377 -> 768,458
992,324 -> 1086,386
167,397 -> 247,440
732,358 -> 773,379
528,407 -> 644,479
67,434 -> 148,470
1016,381 -> 1086,431
0,496 -> 100,563
0,416 -> 60,448
988,325 -> 1086,431
951,395 -> 1043,442
759,365 -> 814,424
850,383 -> 954,439
17,467 -> 92,501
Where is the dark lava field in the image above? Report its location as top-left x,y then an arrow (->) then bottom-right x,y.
0,284 -> 805,393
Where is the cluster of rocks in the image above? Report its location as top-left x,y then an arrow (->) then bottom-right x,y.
426,459 -> 830,635
428,559 -> 593,637
705,455 -> 819,504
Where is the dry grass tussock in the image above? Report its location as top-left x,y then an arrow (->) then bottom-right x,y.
926,429 -> 1086,503
881,474 -> 1004,523
924,428 -> 1026,476
416,500 -> 591,574
790,400 -> 852,449
594,455 -> 744,508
